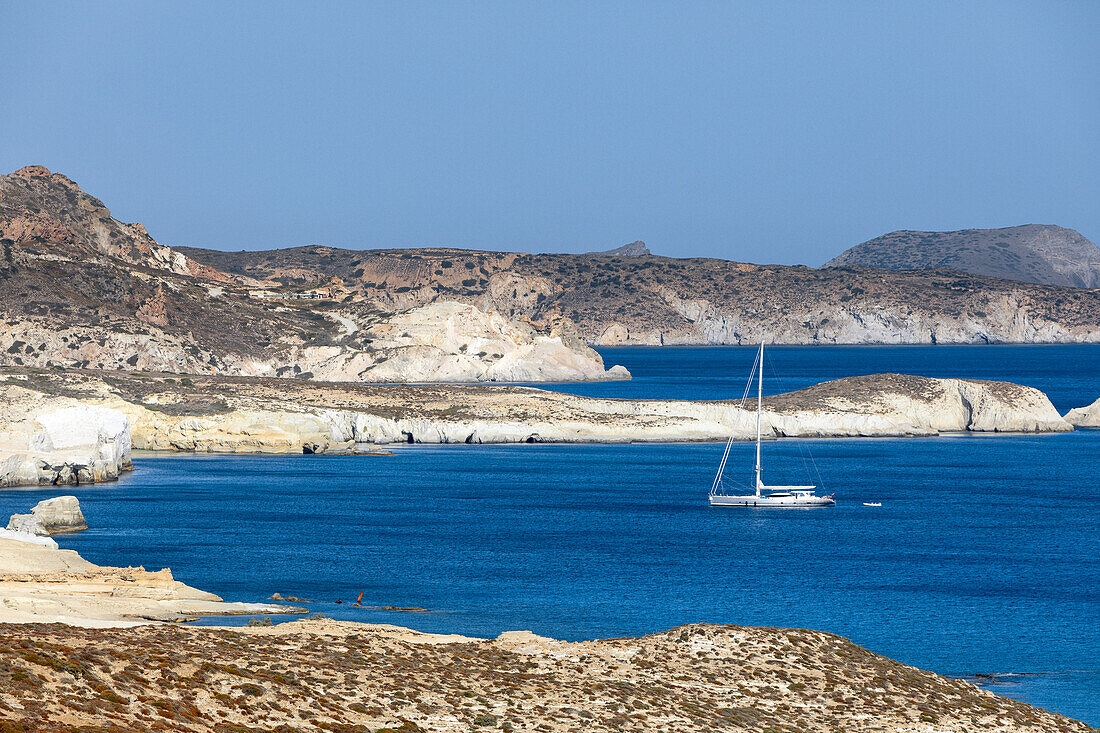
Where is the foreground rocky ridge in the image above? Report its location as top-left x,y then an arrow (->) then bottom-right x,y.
0,368 -> 1073,486
0,616 -> 1091,732
0,166 -> 623,382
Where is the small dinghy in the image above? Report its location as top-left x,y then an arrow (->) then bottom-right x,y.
863,502 -> 882,507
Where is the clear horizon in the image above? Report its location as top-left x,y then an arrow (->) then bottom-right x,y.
2,1 -> 1097,265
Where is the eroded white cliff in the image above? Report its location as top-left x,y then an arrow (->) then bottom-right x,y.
0,386 -> 133,487
1064,397 -> 1100,427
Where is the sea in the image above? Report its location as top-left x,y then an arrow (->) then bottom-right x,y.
2,345 -> 1097,725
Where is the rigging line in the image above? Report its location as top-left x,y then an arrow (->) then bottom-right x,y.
712,346 -> 760,493
762,344 -> 825,490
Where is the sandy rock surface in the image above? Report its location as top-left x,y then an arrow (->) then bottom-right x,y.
6,495 -> 87,535
1064,396 -> 1100,427
0,538 -> 300,627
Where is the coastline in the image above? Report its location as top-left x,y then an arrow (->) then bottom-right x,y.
0,367 -> 1078,490
0,540 -> 1093,733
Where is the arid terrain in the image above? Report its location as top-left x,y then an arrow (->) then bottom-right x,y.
0,618 -> 1093,733
180,237 -> 1100,346
0,166 -> 620,382
826,225 -> 1100,288
3,166 -> 1100,373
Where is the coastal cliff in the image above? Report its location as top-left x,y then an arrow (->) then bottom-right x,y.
0,368 -> 1070,486
0,166 -> 625,382
1065,397 -> 1100,427
182,243 -> 1100,346
0,384 -> 132,488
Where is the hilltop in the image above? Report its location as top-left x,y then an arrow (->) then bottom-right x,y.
0,166 -> 621,382
4,165 -> 1100,357
180,242 -> 1100,345
0,617 -> 1091,732
825,225 -> 1100,288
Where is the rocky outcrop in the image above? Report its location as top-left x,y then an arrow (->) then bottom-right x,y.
6,496 -> 87,536
825,225 -> 1100,288
0,538 -> 301,626
284,301 -> 629,383
1064,397 -> 1100,427
1,165 -> 228,281
6,493 -> 86,534
0,384 -> 133,487
0,369 -> 1071,479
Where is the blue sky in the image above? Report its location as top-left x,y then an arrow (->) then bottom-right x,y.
2,1 -> 1096,264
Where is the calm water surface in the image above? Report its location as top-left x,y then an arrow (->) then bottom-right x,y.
555,343 -> 1100,414
1,346 -> 1097,724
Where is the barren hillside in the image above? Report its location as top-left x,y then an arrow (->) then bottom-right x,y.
825,225 -> 1100,288
181,242 -> 1100,345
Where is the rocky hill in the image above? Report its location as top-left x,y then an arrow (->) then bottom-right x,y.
181,242 -> 1100,345
0,616 -> 1090,732
825,225 -> 1100,288
0,166 -> 622,382
5,165 -> 1100,352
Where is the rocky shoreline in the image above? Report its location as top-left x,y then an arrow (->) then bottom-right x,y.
0,537 -> 301,626
0,525 -> 1093,731
0,367 -> 1089,487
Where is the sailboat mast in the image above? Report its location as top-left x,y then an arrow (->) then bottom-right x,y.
755,342 -> 763,497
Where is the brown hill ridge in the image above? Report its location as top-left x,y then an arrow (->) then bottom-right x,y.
180,242 -> 1100,345
825,224 -> 1100,288
0,167 -> 622,382
4,165 -> 1100,362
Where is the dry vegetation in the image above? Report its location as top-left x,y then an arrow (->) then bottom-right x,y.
0,620 -> 1091,733
180,244 -> 1100,342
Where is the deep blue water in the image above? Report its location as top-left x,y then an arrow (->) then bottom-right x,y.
2,346 -> 1098,725
547,344 -> 1100,415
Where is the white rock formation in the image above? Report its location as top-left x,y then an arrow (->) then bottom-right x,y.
6,496 -> 87,535
0,528 -> 58,549
1064,397 -> 1100,427
0,538 -> 301,627
0,373 -> 1072,484
109,375 -> 1072,454
0,386 -> 133,487
290,301 -> 630,383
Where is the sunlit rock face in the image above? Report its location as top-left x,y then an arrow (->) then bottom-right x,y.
1065,397 -> 1100,427
6,496 -> 87,536
287,301 -> 630,383
0,386 -> 133,488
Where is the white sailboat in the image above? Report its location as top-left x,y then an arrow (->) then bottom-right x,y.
709,343 -> 835,508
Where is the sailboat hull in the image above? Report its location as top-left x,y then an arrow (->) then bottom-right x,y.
709,494 -> 835,507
